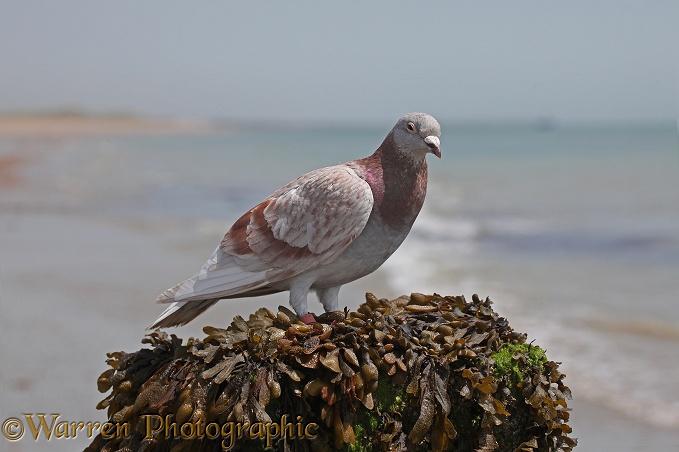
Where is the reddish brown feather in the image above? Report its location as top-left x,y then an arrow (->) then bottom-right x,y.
355,133 -> 427,230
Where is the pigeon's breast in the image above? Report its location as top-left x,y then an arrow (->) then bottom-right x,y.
308,212 -> 411,288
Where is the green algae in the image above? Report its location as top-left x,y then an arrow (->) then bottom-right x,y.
492,342 -> 548,383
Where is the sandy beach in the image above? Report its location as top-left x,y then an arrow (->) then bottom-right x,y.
1,116 -> 678,451
0,113 -> 229,138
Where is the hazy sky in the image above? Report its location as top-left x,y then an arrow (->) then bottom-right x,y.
1,1 -> 677,124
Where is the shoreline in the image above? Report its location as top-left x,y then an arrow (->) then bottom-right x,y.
0,114 -> 233,137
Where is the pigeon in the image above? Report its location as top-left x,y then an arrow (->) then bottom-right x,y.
150,112 -> 441,328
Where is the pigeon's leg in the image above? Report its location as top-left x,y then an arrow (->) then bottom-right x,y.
289,283 -> 315,324
316,285 -> 341,313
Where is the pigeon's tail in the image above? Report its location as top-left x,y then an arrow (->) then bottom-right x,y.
150,270 -> 284,329
155,277 -> 192,305
148,299 -> 219,329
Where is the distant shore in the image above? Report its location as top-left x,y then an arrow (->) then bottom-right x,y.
0,112 -> 232,137
0,112 -> 233,190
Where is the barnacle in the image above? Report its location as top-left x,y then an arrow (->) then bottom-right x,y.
87,293 -> 576,451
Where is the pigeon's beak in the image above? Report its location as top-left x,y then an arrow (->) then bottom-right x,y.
424,135 -> 441,158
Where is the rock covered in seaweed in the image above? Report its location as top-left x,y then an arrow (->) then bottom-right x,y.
87,293 -> 577,451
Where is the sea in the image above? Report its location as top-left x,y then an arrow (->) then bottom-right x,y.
0,121 -> 678,450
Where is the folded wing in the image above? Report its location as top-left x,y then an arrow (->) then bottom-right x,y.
150,165 -> 373,327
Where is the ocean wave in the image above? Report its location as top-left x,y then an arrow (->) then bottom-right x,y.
380,209 -> 679,430
527,316 -> 679,430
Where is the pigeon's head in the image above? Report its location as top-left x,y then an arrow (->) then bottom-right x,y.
391,112 -> 441,159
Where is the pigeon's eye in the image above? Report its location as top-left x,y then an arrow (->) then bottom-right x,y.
406,122 -> 417,133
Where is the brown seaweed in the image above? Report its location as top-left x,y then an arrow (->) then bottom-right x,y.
87,293 -> 576,451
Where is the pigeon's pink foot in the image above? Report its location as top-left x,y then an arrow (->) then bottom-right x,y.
299,313 -> 316,325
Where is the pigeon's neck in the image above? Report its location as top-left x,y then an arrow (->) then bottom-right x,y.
357,134 -> 428,229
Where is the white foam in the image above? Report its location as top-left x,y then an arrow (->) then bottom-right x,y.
382,207 -> 679,430
520,316 -> 679,430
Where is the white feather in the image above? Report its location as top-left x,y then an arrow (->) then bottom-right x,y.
152,301 -> 187,325
183,271 -> 269,300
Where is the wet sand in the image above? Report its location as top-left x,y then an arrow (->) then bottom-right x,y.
0,155 -> 31,188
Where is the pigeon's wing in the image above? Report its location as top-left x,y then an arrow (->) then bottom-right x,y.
156,165 -> 374,305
